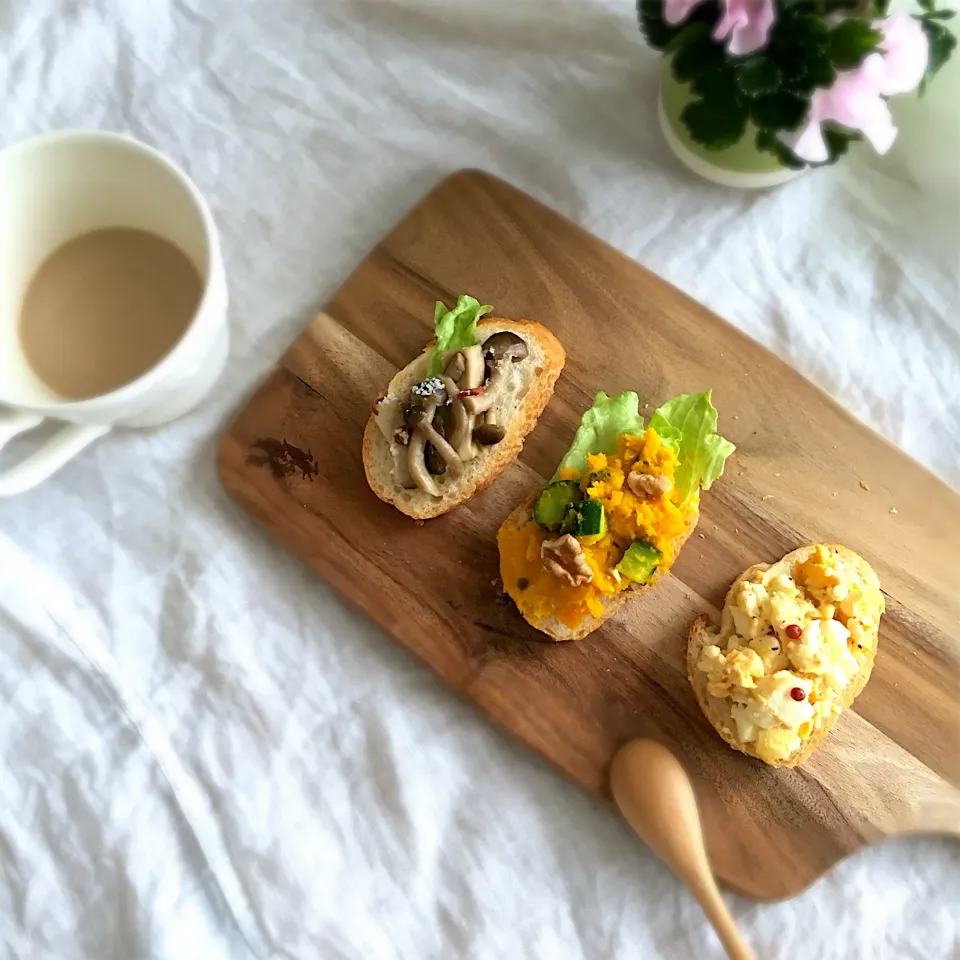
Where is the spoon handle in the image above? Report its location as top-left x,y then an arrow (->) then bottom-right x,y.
689,882 -> 756,960
610,739 -> 756,960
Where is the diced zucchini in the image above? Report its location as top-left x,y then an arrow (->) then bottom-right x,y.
564,499 -> 607,544
617,539 -> 663,584
585,468 -> 610,488
533,480 -> 582,531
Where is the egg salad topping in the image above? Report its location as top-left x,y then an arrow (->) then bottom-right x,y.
499,430 -> 694,629
697,545 -> 884,763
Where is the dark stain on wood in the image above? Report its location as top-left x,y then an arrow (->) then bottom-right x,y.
247,438 -> 319,481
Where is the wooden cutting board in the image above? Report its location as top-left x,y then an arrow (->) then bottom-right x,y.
218,170 -> 960,900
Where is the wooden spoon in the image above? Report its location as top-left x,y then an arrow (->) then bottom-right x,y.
610,739 -> 756,960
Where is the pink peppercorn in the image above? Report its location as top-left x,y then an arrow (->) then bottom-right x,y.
790,687 -> 806,702
785,623 -> 802,640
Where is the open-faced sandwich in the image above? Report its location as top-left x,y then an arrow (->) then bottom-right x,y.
498,390 -> 734,641
364,295 -> 565,519
688,543 -> 884,767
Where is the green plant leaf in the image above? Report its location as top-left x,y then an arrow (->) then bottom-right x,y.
736,56 -> 783,96
827,19 -> 883,70
823,126 -> 863,163
926,9 -> 956,19
638,0 -> 721,51
681,95 -> 749,151
875,0 -> 891,12
777,49 -> 809,84
777,0 -> 817,16
690,63 -> 725,98
919,18 -> 958,93
783,51 -> 835,94
755,128 -> 777,153
782,13 -> 830,52
690,60 -> 740,101
919,0 -> 936,12
769,13 -> 828,97
672,34 -> 725,83
664,20 -> 711,54
755,129 -> 808,170
749,92 -> 808,131
803,53 -> 837,89
638,0 -> 679,51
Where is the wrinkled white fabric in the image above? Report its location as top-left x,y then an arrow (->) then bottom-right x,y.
1,2 -> 959,959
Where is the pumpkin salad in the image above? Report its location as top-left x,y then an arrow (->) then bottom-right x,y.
498,391 -> 735,641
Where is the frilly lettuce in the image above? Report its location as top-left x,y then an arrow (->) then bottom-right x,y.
427,295 -> 493,376
553,390 -> 735,505
554,391 -> 646,479
649,391 -> 735,505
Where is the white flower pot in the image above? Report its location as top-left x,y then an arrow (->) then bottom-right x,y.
658,61 -> 807,189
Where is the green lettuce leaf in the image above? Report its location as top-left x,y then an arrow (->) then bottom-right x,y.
427,295 -> 493,376
648,391 -> 735,505
553,391 -> 646,480
552,389 -> 735,505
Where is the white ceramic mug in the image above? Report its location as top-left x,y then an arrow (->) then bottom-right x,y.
0,131 -> 229,496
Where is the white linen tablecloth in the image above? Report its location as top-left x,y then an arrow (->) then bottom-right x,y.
1,2 -> 958,958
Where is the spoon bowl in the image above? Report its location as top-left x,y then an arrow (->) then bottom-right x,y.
610,739 -> 756,960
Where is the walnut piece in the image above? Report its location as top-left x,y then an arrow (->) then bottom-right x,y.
541,534 -> 593,586
627,471 -> 672,500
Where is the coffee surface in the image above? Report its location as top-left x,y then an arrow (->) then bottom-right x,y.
19,227 -> 203,400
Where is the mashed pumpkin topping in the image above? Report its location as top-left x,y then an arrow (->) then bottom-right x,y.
696,544 -> 884,763
498,429 -> 696,629
497,390 -> 734,638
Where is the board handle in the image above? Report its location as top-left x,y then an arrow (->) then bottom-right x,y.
610,739 -> 756,960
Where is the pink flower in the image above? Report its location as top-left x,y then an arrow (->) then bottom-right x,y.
874,12 -> 929,95
788,56 -> 895,163
663,0 -> 775,55
713,0 -> 776,56
786,14 -> 930,164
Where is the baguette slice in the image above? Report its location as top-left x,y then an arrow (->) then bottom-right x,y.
687,543 -> 882,768
499,497 -> 699,641
363,319 -> 564,519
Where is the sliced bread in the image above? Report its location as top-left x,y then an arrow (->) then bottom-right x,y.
687,543 -> 883,768
363,319 -> 564,519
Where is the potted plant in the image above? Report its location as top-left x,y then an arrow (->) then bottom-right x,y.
638,0 -> 957,187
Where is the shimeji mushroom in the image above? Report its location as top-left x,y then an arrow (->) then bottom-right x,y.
472,421 -> 506,445
397,334 -> 528,495
440,374 -> 476,461
463,332 -> 528,426
442,344 -> 487,461
405,379 -> 464,495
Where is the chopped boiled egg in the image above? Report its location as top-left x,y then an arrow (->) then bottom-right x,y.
697,543 -> 883,763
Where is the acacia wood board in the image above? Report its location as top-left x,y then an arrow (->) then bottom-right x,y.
217,170 -> 960,899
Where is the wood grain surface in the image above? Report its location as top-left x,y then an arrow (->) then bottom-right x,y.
217,170 -> 960,899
